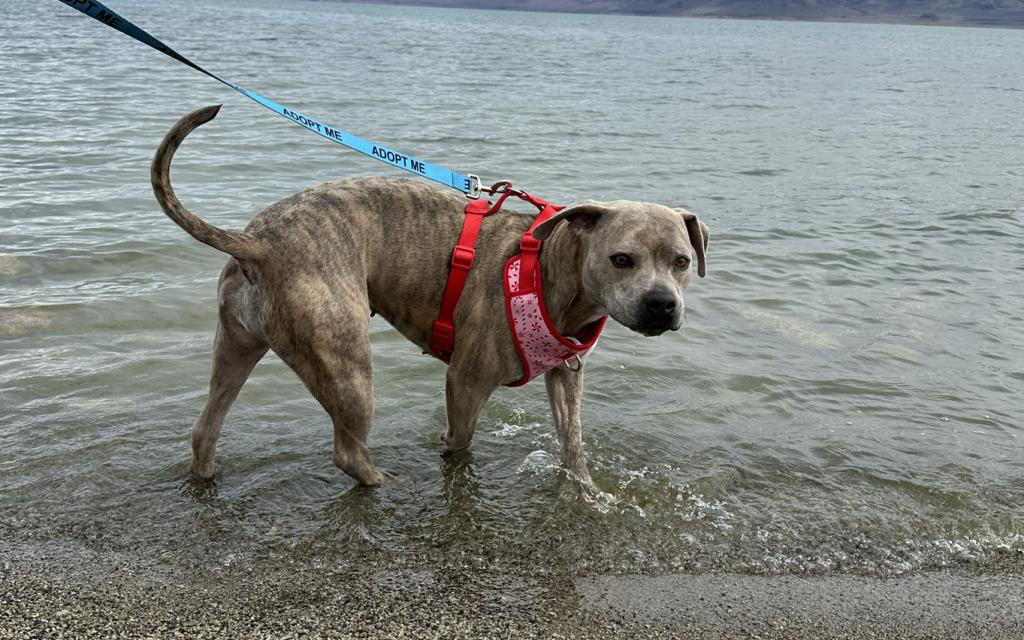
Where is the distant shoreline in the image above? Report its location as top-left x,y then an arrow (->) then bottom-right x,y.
326,0 -> 1024,30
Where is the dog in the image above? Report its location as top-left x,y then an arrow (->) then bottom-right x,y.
152,105 -> 709,492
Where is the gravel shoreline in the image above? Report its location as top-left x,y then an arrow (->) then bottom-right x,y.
2,539 -> 1023,639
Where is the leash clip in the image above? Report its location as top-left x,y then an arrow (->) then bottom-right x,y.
465,174 -> 483,199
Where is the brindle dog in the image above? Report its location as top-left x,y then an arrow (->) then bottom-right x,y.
152,105 -> 709,491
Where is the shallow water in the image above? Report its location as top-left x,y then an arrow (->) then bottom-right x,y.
1,0 -> 1022,577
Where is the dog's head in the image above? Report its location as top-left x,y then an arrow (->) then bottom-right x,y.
533,201 -> 709,336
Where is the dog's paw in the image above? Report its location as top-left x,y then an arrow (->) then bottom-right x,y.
580,484 -> 618,512
564,469 -> 618,511
440,434 -> 473,454
190,460 -> 218,480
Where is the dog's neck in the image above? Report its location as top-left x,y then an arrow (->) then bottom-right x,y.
539,224 -> 605,338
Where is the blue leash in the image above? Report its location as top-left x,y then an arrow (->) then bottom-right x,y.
56,0 -> 483,198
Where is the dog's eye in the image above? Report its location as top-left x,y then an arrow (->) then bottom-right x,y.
610,253 -> 634,269
674,255 -> 691,270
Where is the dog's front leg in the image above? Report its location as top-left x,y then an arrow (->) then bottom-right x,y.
442,368 -> 495,453
545,366 -> 597,491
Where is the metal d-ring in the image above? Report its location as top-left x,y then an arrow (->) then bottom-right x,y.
563,354 -> 583,372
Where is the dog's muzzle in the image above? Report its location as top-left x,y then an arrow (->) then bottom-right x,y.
636,290 -> 681,336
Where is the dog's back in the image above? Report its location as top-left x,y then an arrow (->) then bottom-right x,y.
151,106 -> 534,354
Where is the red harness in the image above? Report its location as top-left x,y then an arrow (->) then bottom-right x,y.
428,189 -> 606,385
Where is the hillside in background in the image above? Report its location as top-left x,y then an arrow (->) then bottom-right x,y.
336,0 -> 1024,26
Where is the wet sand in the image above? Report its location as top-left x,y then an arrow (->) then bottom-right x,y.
3,539 -> 1022,639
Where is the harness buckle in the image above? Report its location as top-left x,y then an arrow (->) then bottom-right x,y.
519,235 -> 541,253
451,246 -> 476,270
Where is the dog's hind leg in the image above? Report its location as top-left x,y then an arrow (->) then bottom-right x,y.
272,281 -> 383,486
190,261 -> 269,478
191,319 -> 268,479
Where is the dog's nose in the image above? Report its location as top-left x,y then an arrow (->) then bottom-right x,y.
644,290 -> 677,316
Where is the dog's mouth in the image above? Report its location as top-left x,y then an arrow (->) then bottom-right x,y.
638,325 -> 671,337
632,321 -> 679,337
611,309 -> 681,337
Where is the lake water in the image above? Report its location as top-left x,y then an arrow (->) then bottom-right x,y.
1,0 -> 1022,579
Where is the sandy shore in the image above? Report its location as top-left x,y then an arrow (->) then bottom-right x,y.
2,539 -> 1023,639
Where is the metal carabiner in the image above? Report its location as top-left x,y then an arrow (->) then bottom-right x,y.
488,180 -> 514,195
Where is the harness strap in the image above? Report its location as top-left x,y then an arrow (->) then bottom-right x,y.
515,204 -> 562,294
429,198 -> 494,362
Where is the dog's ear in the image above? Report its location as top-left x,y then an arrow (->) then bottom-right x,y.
675,208 -> 709,278
531,202 -> 609,241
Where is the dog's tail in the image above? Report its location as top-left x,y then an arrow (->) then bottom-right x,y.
151,105 -> 265,261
